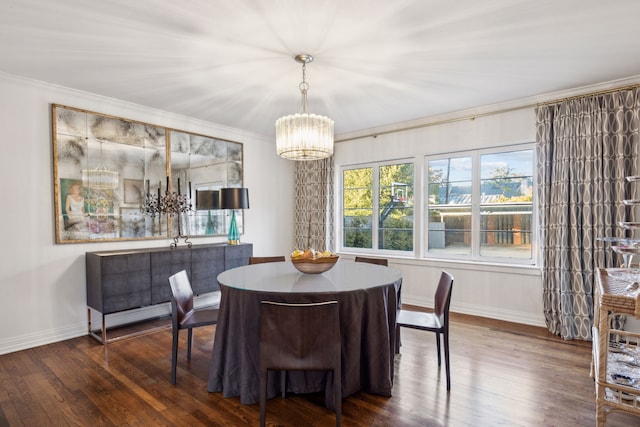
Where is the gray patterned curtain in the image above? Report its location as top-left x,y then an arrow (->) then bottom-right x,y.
294,156 -> 335,251
536,88 -> 640,340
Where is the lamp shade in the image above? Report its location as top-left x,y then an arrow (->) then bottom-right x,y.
196,190 -> 219,210
275,113 -> 334,160
220,188 -> 249,210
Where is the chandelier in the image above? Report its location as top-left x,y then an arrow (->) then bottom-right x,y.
275,54 -> 334,161
82,140 -> 119,189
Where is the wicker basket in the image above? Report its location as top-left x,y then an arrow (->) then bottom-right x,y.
291,256 -> 339,274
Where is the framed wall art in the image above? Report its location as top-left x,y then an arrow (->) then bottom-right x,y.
52,104 -> 244,244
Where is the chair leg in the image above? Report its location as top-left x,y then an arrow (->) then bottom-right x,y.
334,368 -> 342,427
435,331 -> 442,366
171,328 -> 179,385
280,370 -> 286,398
187,328 -> 193,361
260,369 -> 268,427
443,330 -> 451,391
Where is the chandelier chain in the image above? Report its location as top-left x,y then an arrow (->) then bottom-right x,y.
299,61 -> 309,113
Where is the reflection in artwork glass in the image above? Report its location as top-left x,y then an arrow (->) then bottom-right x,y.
60,178 -> 88,238
120,208 -> 146,238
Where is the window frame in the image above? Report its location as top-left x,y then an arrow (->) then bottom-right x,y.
338,158 -> 417,256
424,143 -> 536,265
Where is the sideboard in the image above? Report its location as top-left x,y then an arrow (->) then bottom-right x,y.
86,242 -> 252,344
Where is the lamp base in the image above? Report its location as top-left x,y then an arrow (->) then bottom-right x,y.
227,210 -> 240,246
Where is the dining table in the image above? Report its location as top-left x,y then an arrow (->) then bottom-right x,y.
207,259 -> 403,405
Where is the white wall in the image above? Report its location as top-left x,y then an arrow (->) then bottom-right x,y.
334,107 -> 545,326
0,72 -> 295,355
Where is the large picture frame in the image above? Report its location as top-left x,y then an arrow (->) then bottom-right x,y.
53,104 -> 244,243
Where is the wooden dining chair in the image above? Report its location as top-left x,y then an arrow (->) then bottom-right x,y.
168,270 -> 219,385
354,256 -> 388,266
259,300 -> 342,427
249,256 -> 286,264
397,271 -> 454,391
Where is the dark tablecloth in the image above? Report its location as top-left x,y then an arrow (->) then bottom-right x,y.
207,261 -> 402,405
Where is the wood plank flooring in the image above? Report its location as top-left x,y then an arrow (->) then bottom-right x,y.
1,312 -> 639,426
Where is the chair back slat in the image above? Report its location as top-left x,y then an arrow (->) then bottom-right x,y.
434,271 -> 454,318
259,300 -> 342,426
168,270 -> 194,324
249,256 -> 286,265
354,256 -> 388,266
260,301 -> 340,371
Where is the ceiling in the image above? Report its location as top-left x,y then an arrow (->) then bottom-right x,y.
2,0 -> 640,138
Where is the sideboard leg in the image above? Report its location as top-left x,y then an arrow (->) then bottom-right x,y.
101,313 -> 107,344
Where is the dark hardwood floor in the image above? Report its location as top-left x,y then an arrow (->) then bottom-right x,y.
1,312 -> 639,426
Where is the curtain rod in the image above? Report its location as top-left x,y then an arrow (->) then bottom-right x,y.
336,104 -> 534,143
337,83 -> 640,144
536,83 -> 640,107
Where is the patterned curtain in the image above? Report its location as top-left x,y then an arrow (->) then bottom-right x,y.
536,88 -> 640,340
294,156 -> 335,251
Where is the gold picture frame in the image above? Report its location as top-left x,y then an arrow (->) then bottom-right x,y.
52,104 -> 244,243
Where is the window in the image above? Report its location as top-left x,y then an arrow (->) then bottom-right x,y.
342,161 -> 414,253
343,167 -> 373,248
426,146 -> 534,263
427,156 -> 472,255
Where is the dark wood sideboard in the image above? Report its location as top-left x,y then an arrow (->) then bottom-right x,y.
86,243 -> 252,344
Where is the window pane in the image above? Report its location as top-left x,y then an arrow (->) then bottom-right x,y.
427,157 -> 472,255
479,149 -> 533,259
379,163 -> 414,251
343,168 -> 373,249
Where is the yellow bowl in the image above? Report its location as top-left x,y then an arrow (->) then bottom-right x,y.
291,256 -> 339,274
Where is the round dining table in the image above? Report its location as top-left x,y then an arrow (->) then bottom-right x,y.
207,259 -> 403,405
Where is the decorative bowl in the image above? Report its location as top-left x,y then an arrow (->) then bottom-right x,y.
291,256 -> 339,274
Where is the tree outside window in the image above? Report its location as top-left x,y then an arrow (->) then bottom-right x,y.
343,167 -> 373,248
342,162 -> 414,252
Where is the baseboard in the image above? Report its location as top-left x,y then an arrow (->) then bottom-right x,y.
0,323 -> 87,356
401,296 -> 546,328
3,293 -> 541,355
0,292 -> 221,355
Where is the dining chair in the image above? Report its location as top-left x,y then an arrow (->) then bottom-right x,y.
354,256 -> 388,266
397,271 -> 454,391
355,256 -> 401,351
249,256 -> 286,264
259,300 -> 342,427
168,270 -> 219,385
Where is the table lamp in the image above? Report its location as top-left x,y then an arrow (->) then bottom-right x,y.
196,190 -> 219,235
220,187 -> 249,245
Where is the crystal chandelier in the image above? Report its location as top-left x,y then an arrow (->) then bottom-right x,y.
82,140 -> 119,189
275,54 -> 334,161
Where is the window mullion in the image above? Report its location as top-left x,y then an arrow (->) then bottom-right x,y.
372,166 -> 380,250
471,152 -> 481,259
